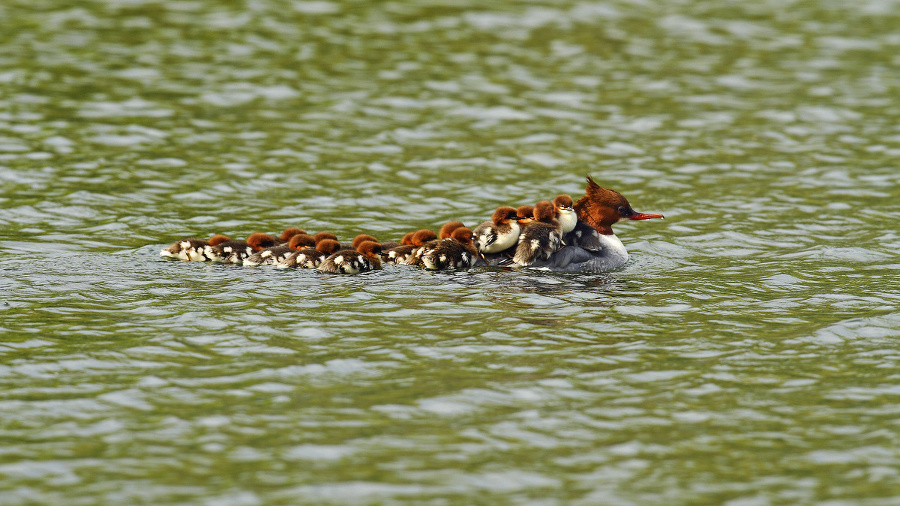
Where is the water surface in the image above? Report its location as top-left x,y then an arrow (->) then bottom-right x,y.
2,0 -> 900,503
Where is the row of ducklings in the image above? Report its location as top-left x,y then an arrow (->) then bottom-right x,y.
389,194 -> 592,268
160,228 -> 385,274
160,194 -> 590,273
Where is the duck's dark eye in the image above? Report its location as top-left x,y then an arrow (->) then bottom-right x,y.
617,206 -> 627,215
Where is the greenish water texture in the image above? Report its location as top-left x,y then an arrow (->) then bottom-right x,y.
2,0 -> 899,504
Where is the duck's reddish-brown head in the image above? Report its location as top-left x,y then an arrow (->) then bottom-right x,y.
516,205 -> 535,225
280,227 -> 306,242
400,232 -> 415,245
451,226 -> 474,245
313,231 -> 338,244
533,200 -> 557,223
439,221 -> 466,239
289,234 -> 316,250
573,176 -> 664,235
412,229 -> 438,246
351,234 -> 379,249
316,239 -> 341,255
247,233 -> 277,251
357,240 -> 383,258
553,194 -> 574,210
207,234 -> 231,246
491,206 -> 519,225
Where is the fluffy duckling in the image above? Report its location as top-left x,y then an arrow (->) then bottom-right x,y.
207,233 -> 277,263
160,234 -> 230,261
513,201 -> 564,266
473,206 -> 522,255
318,241 -> 383,274
421,227 -> 478,270
553,195 -> 578,234
312,231 -> 338,244
341,233 -> 379,251
516,205 -> 535,223
275,227 -> 306,244
279,238 -> 341,269
384,229 -> 437,264
404,221 -> 467,266
245,233 -> 315,266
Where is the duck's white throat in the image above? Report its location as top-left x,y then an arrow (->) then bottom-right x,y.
599,233 -> 629,267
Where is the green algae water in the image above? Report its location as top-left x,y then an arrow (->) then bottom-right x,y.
2,0 -> 900,503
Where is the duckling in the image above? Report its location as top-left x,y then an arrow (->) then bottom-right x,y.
421,227 -> 479,270
160,234 -> 230,261
318,241 -> 383,274
404,221 -> 467,266
513,201 -> 563,266
473,206 -> 522,255
279,238 -> 342,269
553,195 -> 578,234
207,233 -> 276,264
384,229 -> 437,264
244,233 -> 315,266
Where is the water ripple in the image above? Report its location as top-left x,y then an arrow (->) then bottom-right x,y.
2,0 -> 900,503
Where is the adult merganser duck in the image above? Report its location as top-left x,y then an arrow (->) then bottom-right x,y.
207,233 -> 277,263
525,176 -> 664,272
421,227 -> 478,270
513,200 -> 564,265
473,206 -> 522,255
160,234 -> 230,261
405,221 -> 467,266
384,229 -> 437,264
244,233 -> 315,266
318,241 -> 383,274
279,238 -> 341,269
